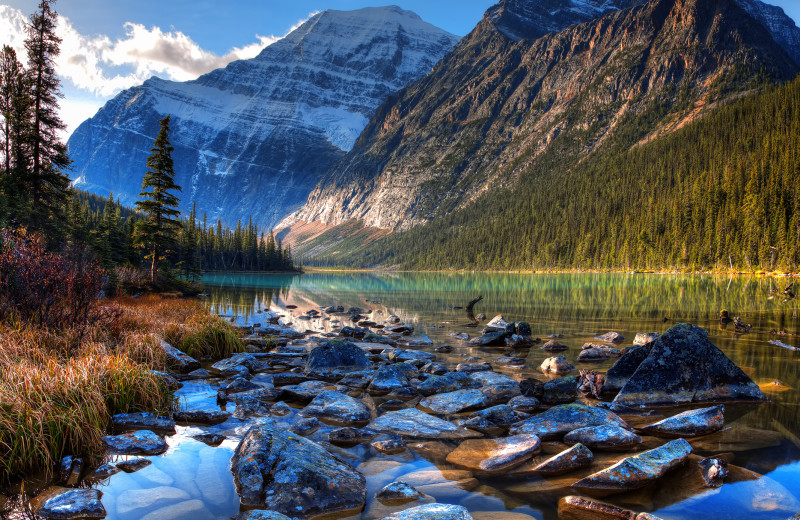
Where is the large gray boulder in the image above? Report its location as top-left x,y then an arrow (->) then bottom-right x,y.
305,340 -> 370,378
231,423 -> 366,516
417,371 -> 482,396
299,390 -> 371,425
612,324 -> 766,408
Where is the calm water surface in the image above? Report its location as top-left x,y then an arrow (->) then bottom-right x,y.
87,273 -> 800,519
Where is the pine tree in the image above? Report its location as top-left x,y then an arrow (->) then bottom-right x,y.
0,45 -> 31,225
134,115 -> 182,285
24,0 -> 71,236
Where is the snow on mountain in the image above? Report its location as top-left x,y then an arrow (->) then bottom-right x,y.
67,6 -> 459,230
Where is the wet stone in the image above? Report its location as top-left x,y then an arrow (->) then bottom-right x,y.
379,399 -> 406,411
542,340 -> 569,352
328,427 -> 379,446
211,353 -> 264,377
577,345 -> 622,361
470,404 -> 516,427
510,403 -> 631,440
103,430 -> 167,455
232,511 -> 292,520
529,443 -> 594,475
183,368 -> 211,380
508,396 -> 540,413
221,376 -> 260,395
305,340 -> 370,378
192,433 -> 226,446
290,417 -> 321,436
418,371 -> 482,396
640,405 -> 725,437
173,409 -> 231,425
282,380 -> 332,403
470,371 -> 521,403
231,423 -> 366,516
420,389 -> 488,414
338,369 -> 377,389
372,438 -> 407,454
376,481 -> 423,503
446,434 -> 542,475
604,345 -> 651,392
388,349 -> 436,363
633,332 -> 660,345
540,355 -> 575,374
469,332 -> 509,347
159,339 -> 200,373
564,424 -> 642,451
699,457 -> 729,487
435,345 -> 453,353
423,362 -> 449,375
369,409 -> 481,439
595,332 -> 625,343
541,375 -> 578,404
116,458 -> 151,473
299,390 -> 371,425
111,412 -> 175,433
37,488 -> 106,520
572,438 -> 693,495
558,495 -> 636,520
456,362 -> 492,373
90,464 -> 121,480
369,364 -> 414,395
380,503 -> 472,520
271,372 -> 309,386
495,356 -> 526,366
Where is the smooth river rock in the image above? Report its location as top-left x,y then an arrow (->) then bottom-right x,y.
564,424 -> 642,451
173,409 -> 231,425
369,364 -> 415,395
572,438 -> 693,495
381,503 -> 473,520
529,443 -> 594,475
510,403 -> 631,440
111,412 -> 175,433
418,372 -> 482,396
595,332 -> 625,343
558,495 -> 640,520
420,389 -> 489,414
231,423 -> 366,516
577,345 -> 622,361
159,339 -> 200,373
299,390 -> 371,425
375,481 -> 423,503
446,434 -> 542,475
305,340 -> 370,378
540,356 -> 575,374
368,409 -> 481,439
612,324 -> 766,408
470,371 -> 521,402
102,430 -> 167,455
541,375 -> 578,404
640,405 -> 725,437
37,488 -> 106,520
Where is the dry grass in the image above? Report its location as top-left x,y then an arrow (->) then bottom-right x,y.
0,294 -> 242,481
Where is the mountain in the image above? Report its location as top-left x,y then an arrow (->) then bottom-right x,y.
66,6 -> 459,230
279,0 -> 799,250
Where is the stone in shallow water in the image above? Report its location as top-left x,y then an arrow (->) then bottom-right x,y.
699,457 -> 729,487
173,409 -> 230,425
231,423 -> 366,516
299,390 -> 371,425
290,417 -> 320,436
369,364 -> 414,395
633,332 -> 659,345
380,503 -> 473,520
604,345 -> 651,392
529,443 -> 594,475
557,495 -> 637,520
372,438 -> 407,454
281,380 -> 333,402
564,424 -> 642,451
572,438 -> 693,495
116,486 -> 190,515
471,371 -> 521,403
541,375 -> 578,404
540,355 -> 575,374
688,424 -> 783,452
417,371 -> 482,396
577,345 -> 622,361
90,464 -> 120,480
612,323 -> 766,408
38,488 -> 106,520
111,412 -> 175,433
542,340 -> 569,351
159,339 -> 200,373
446,434 -> 542,474
509,403 -> 631,440
192,433 -> 226,446
102,430 -> 167,455
116,458 -> 151,473
232,511 -> 292,520
420,389 -> 488,414
508,395 -> 540,412
640,405 -> 725,437
328,427 -> 379,445
376,481 -> 423,503
595,332 -> 625,343
369,408 -> 481,439
305,341 -> 370,377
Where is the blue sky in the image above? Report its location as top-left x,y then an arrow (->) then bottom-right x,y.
1,0 -> 799,135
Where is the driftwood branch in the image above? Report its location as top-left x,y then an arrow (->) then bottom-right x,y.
466,295 -> 483,313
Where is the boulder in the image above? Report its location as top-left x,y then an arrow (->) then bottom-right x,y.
564,424 -> 642,451
305,340 -> 370,377
577,345 -> 622,361
111,412 -> 175,433
485,315 -> 510,331
508,396 -> 540,413
37,488 -> 106,520
540,356 -> 575,374
368,409 -> 481,440
640,405 -> 725,437
446,434 -> 542,475
173,409 -> 230,425
541,375 -> 578,404
470,405 -> 517,428
231,423 -> 366,516
282,380 -> 332,403
633,332 -> 659,346
369,364 -> 417,395
418,372 -> 482,396
612,324 -> 766,408
469,332 -> 509,347
102,430 -> 167,455
159,339 -> 200,373
299,390 -> 371,425
595,332 -> 625,343
470,371 -> 521,403
420,389 -> 489,414
509,403 -> 631,440
541,340 -> 569,352
328,427 -> 379,445
456,362 -> 492,373
529,443 -> 594,475
515,321 -> 532,337
380,504 -> 472,520
604,345 -> 650,392
572,438 -> 693,495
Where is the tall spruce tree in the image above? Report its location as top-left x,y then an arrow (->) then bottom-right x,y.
0,45 -> 30,225
24,0 -> 71,236
134,115 -> 182,285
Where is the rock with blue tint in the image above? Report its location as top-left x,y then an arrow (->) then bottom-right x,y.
305,340 -> 370,378
640,405 -> 725,437
368,409 -> 481,439
564,424 -> 642,451
37,488 -> 106,520
604,345 -> 651,392
102,430 -> 167,455
173,409 -> 231,425
417,371 -> 482,396
375,481 -> 423,503
290,417 -> 320,436
231,423 -> 366,516
232,511 -> 292,520
111,412 -> 175,433
509,403 -> 631,440
380,503 -> 473,520
530,443 -> 594,475
158,339 -> 200,373
572,438 -> 693,495
541,375 -> 578,404
211,353 -> 265,377
299,390 -> 371,425
369,364 -> 416,395
420,389 -> 488,414
470,371 -> 521,403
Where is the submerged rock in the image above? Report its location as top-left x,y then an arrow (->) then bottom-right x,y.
446,434 -> 542,475
231,423 -> 366,516
299,390 -> 371,425
380,503 -> 472,520
564,424 -> 642,451
612,324 -> 766,408
37,488 -> 106,520
102,430 -> 167,455
305,340 -> 370,377
529,443 -> 594,475
572,438 -> 693,495
509,403 -> 631,440
640,405 -> 725,437
368,409 -> 481,439
540,356 -> 575,374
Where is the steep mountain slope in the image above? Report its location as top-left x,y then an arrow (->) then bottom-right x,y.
66,7 -> 459,229
281,0 -> 798,239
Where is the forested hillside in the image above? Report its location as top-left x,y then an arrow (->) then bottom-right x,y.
309,76 -> 800,271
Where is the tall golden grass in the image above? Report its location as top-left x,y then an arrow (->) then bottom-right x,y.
0,294 -> 242,481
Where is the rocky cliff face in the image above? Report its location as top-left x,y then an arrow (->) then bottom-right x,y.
67,7 -> 459,229
281,0 -> 799,236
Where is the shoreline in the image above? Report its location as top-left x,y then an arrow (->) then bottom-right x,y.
298,266 -> 798,277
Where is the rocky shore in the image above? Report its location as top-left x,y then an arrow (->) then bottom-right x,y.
29,306 -> 800,520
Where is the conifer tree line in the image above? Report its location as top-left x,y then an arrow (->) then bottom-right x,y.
0,0 -> 297,279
